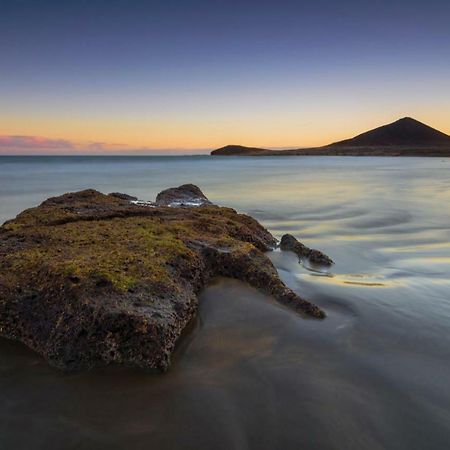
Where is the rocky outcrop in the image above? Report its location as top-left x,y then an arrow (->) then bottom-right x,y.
0,185 -> 324,373
280,234 -> 333,267
156,184 -> 211,206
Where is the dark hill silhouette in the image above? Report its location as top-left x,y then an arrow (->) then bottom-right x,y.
212,145 -> 272,156
329,117 -> 450,147
211,117 -> 450,156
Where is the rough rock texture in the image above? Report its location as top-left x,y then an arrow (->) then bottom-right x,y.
280,234 -> 333,267
156,184 -> 211,206
0,186 -> 324,373
108,192 -> 138,201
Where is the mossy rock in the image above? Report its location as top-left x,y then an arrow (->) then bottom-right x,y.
0,186 -> 324,372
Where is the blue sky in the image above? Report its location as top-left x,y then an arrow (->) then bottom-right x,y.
1,0 -> 449,153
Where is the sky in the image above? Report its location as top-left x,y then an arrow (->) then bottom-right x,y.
1,0 -> 449,154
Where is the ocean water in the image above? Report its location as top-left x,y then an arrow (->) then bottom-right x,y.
1,155 -> 450,449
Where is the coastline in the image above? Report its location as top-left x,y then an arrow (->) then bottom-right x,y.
211,145 -> 450,157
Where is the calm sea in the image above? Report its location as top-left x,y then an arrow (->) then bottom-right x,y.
1,155 -> 450,449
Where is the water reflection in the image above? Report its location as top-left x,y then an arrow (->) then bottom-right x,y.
0,156 -> 450,449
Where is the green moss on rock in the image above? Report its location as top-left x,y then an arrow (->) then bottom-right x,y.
0,186 -> 324,372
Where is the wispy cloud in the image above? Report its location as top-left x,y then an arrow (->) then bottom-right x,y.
0,135 -> 75,151
0,135 -> 128,154
0,135 -> 208,155
84,141 -> 130,152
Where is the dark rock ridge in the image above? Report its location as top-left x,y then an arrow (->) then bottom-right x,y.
108,192 -> 138,201
280,234 -> 333,267
0,185 -> 325,373
211,117 -> 450,157
212,145 -> 273,156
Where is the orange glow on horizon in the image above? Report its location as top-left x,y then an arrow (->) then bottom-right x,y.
1,109 -> 449,153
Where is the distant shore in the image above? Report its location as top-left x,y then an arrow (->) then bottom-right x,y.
211,117 -> 450,157
211,144 -> 450,157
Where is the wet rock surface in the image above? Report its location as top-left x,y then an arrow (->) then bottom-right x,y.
280,233 -> 334,267
156,183 -> 212,206
0,185 -> 324,373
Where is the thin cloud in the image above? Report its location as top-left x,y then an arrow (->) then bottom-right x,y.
0,135 -> 209,155
0,135 -> 127,154
0,135 -> 74,150
85,141 -> 128,151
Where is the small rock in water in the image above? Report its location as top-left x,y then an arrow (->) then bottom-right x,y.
280,233 -> 334,267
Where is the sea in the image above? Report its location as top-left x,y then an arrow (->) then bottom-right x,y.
0,155 -> 450,449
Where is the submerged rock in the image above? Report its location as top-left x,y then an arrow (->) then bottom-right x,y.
280,233 -> 333,267
0,185 -> 324,373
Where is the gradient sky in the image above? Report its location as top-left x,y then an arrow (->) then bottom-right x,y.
1,0 -> 449,154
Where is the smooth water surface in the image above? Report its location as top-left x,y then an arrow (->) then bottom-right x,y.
1,156 -> 450,449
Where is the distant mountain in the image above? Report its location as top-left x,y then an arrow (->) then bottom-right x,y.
211,117 -> 450,156
329,117 -> 450,147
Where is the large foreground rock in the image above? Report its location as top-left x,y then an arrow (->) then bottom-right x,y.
0,186 -> 324,372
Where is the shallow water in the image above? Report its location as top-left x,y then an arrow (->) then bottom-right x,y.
1,155 -> 450,449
